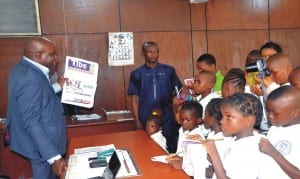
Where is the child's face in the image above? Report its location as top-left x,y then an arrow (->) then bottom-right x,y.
261,48 -> 277,60
204,110 -> 219,132
196,61 -> 215,73
193,74 -> 213,95
146,121 -> 160,136
222,82 -> 242,98
220,104 -> 251,138
268,63 -> 290,85
179,110 -> 200,131
289,71 -> 300,89
266,99 -> 295,127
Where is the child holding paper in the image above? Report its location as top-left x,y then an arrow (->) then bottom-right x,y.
259,86 -> 300,178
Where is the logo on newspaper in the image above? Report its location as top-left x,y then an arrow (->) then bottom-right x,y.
67,58 -> 95,73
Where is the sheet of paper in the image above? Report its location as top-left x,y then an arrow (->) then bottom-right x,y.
65,152 -> 106,179
151,155 -> 168,164
74,144 -> 115,155
75,113 -> 101,121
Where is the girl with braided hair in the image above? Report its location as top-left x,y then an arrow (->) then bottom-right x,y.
203,93 -> 268,179
221,68 -> 246,99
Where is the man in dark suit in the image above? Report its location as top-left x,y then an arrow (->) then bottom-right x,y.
6,37 -> 67,178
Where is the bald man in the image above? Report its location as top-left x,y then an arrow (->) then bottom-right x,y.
267,53 -> 293,86
6,37 -> 67,178
289,66 -> 300,89
259,86 -> 300,179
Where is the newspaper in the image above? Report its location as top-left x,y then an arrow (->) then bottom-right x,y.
61,56 -> 99,108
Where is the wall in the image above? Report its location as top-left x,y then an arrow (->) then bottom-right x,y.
0,0 -> 300,117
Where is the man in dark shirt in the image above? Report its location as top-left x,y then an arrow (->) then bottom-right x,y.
128,41 -> 182,153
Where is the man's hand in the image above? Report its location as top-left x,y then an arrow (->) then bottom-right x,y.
51,158 -> 67,177
58,74 -> 66,88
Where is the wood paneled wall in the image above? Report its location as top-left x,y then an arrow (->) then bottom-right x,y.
1,0 -> 300,117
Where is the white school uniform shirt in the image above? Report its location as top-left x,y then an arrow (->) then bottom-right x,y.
196,91 -> 221,118
213,133 -> 266,179
208,131 -> 233,165
185,131 -> 232,179
150,130 -> 168,153
265,82 -> 280,96
258,124 -> 300,179
177,125 -> 206,155
177,125 -> 206,176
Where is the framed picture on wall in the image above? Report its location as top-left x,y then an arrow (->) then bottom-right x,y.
0,0 -> 41,36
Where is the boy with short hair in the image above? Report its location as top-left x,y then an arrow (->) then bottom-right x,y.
193,71 -> 221,118
259,85 -> 300,179
196,53 -> 224,93
167,101 -> 205,176
288,65 -> 300,89
267,53 -> 293,86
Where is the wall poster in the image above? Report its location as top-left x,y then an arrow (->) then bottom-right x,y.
108,32 -> 134,66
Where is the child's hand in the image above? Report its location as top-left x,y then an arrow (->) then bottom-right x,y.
166,155 -> 182,170
250,85 -> 263,96
165,153 -> 179,161
259,138 -> 279,157
186,134 -> 203,141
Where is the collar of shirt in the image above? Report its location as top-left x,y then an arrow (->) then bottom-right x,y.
196,94 -> 202,102
23,56 -> 50,82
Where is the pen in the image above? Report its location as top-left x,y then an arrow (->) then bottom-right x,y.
122,151 -> 130,173
165,151 -> 183,160
174,86 -> 182,97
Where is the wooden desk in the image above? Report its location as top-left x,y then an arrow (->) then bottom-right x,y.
67,130 -> 189,179
0,119 -> 135,179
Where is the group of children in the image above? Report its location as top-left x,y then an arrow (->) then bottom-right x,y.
143,41 -> 300,179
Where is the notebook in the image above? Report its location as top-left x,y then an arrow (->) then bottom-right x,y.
88,151 -> 121,179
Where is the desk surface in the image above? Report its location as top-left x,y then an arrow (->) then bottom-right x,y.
67,130 -> 189,179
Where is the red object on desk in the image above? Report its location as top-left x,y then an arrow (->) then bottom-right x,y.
67,130 -> 189,179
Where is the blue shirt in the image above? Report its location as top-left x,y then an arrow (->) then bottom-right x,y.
128,63 -> 182,129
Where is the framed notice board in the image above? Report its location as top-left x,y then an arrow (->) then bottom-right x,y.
0,0 -> 41,36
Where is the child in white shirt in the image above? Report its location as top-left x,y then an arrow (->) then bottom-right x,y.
259,86 -> 300,179
203,93 -> 267,179
167,101 -> 205,177
145,110 -> 168,153
193,71 -> 221,117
